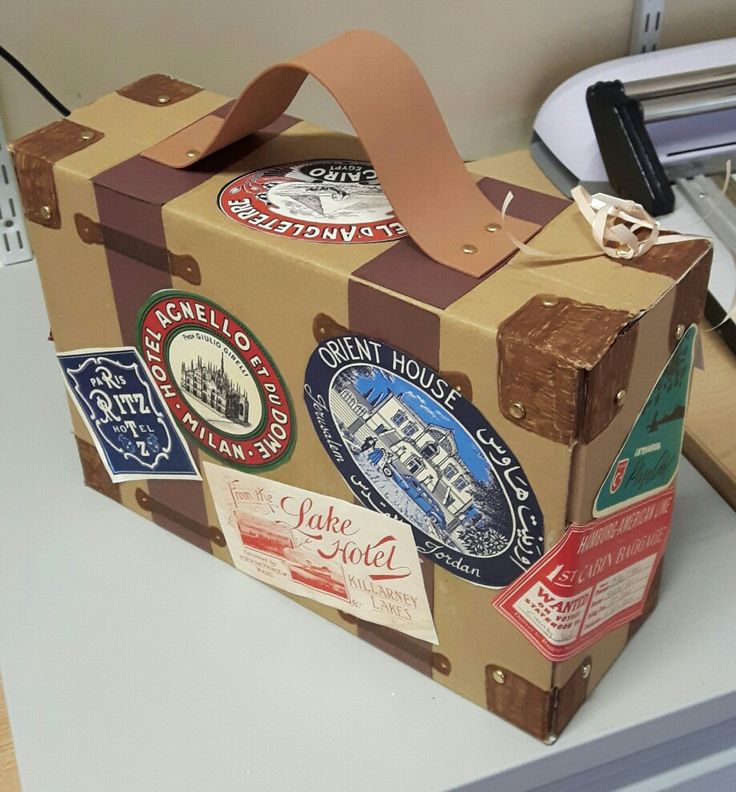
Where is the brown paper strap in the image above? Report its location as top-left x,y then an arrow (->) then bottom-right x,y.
348,280 -> 438,676
141,30 -> 538,277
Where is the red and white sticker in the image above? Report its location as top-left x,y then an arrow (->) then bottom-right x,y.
218,160 -> 407,244
204,463 -> 437,644
493,488 -> 674,661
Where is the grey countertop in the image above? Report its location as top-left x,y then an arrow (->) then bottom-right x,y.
1,262 -> 735,792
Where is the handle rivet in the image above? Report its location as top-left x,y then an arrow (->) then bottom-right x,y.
541,296 -> 558,307
462,243 -> 478,255
486,223 -> 501,233
674,323 -> 686,341
39,205 -> 53,220
79,130 -> 94,141
186,149 -> 199,159
581,661 -> 592,679
509,401 -> 526,420
492,669 -> 506,684
615,389 -> 626,406
157,94 -> 171,104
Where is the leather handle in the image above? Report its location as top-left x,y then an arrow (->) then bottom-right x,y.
142,30 -> 538,277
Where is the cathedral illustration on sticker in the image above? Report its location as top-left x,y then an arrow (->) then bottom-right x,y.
304,335 -> 545,587
137,291 -> 296,471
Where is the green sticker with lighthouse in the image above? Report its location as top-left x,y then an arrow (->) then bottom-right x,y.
595,324 -> 697,516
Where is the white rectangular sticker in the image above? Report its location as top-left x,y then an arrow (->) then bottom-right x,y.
204,463 -> 437,643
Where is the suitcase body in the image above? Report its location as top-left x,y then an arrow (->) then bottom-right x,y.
11,33 -> 711,742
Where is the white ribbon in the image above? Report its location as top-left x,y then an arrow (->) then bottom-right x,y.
501,159 -> 732,265
500,186 -> 702,263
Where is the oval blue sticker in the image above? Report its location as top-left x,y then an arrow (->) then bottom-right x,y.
303,335 -> 544,587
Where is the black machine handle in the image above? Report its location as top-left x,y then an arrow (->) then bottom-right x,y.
586,80 -> 675,216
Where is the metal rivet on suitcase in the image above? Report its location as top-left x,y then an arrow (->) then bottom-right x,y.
509,402 -> 526,420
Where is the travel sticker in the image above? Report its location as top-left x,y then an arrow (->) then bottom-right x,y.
494,488 -> 674,661
137,291 -> 295,470
303,335 -> 544,588
204,463 -> 437,643
595,324 -> 696,516
218,159 -> 407,244
58,347 -> 200,483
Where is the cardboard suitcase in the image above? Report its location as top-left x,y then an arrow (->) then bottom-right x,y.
11,31 -> 711,742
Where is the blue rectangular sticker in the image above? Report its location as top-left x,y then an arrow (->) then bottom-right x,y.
58,347 -> 200,482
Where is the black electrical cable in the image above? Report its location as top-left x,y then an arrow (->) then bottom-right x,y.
0,44 -> 70,116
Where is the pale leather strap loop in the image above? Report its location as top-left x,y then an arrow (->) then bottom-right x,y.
142,30 -> 539,277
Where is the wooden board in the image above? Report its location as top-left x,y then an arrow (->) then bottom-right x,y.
684,327 -> 736,510
0,673 -> 21,792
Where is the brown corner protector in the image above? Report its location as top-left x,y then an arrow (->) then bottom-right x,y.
581,321 -> 639,442
441,371 -> 473,401
10,120 -> 104,229
550,655 -> 592,738
48,328 -> 54,342
485,664 -> 553,741
485,656 -> 591,741
117,74 -> 202,107
75,437 -> 121,502
621,238 -> 712,281
337,610 -> 358,625
497,295 -> 633,444
668,253 -> 713,353
313,313 -> 348,343
432,652 -> 451,676
135,487 -> 225,546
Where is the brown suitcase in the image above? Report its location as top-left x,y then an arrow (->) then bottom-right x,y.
10,31 -> 711,742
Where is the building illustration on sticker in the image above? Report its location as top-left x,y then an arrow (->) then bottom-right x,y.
331,368 -> 507,557
180,352 -> 250,428
233,510 -> 349,601
304,335 -> 544,587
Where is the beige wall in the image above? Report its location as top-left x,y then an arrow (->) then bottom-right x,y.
2,1 -> 735,157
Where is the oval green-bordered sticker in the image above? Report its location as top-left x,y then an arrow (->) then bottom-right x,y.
137,290 -> 295,471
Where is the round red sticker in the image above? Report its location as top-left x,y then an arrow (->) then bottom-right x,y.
218,159 -> 407,244
137,291 -> 295,470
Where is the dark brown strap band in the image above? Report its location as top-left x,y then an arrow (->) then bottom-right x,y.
141,30 -> 539,277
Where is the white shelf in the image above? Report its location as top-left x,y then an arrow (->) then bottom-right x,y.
1,262 -> 735,792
